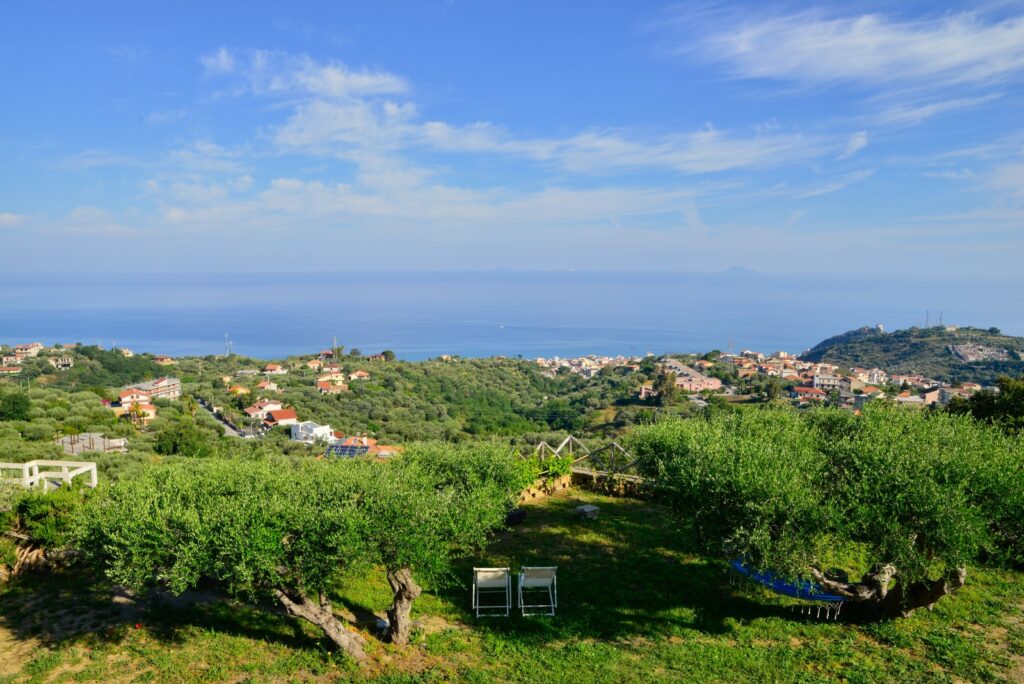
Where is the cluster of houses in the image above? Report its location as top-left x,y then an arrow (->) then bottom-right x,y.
534,355 -> 641,379
720,350 -> 988,410
239,397 -> 396,455
638,358 -> 723,399
1,342 -> 78,375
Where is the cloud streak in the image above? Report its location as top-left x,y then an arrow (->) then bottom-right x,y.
678,9 -> 1024,88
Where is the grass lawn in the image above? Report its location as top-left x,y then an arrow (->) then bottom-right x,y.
2,489 -> 1024,682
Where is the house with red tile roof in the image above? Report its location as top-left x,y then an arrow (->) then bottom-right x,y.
792,386 -> 826,401
263,363 -> 288,375
256,380 -> 279,392
348,370 -> 371,381
244,400 -> 284,420
264,409 -> 299,427
317,381 -> 348,395
0,366 -> 23,375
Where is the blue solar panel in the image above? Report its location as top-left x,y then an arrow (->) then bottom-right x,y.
325,445 -> 370,458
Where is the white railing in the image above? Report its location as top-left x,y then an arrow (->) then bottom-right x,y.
0,460 -> 98,492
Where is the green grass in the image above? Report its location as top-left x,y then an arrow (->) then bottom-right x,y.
2,490 -> 1024,682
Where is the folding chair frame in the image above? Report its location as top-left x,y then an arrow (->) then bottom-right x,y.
472,567 -> 511,617
518,566 -> 557,616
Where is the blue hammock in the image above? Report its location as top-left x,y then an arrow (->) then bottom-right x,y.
729,559 -> 846,603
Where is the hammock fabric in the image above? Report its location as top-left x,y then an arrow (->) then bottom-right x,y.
730,559 -> 846,603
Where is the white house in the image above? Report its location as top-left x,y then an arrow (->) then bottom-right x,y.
290,420 -> 335,444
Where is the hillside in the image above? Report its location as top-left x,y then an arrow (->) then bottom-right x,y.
801,325 -> 1024,384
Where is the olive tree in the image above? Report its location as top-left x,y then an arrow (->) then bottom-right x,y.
363,442 -> 522,645
631,405 -> 1024,618
76,458 -> 375,660
76,443 -> 524,656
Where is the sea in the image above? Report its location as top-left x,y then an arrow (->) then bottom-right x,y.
1,271 -> 1021,360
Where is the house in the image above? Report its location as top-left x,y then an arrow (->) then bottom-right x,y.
244,400 -> 283,421
2,355 -> 19,366
124,377 -> 181,401
674,373 -> 722,393
366,353 -> 387,362
305,359 -> 324,371
290,421 -> 335,444
317,381 -> 348,395
793,386 -> 826,401
840,376 -> 864,393
323,363 -> 343,373
119,348 -> 135,358
939,387 -> 972,406
264,409 -> 299,428
48,356 -> 74,371
118,389 -> 151,407
812,374 -> 842,391
895,394 -> 925,406
130,404 -> 158,425
920,387 -> 942,405
639,383 -> 657,400
228,385 -> 251,396
318,371 -> 348,384
154,355 -> 175,366
256,380 -> 279,392
0,366 -> 22,375
348,370 -> 371,381
264,363 -> 288,375
14,343 -> 44,358
318,349 -> 335,359
959,382 -> 982,393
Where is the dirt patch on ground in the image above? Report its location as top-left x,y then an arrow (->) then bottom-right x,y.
0,626 -> 39,677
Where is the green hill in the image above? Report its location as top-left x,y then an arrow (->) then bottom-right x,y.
800,325 -> 1024,384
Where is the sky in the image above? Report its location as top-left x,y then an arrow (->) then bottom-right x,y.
1,1 -> 1023,279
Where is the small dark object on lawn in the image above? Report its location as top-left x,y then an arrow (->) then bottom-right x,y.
505,508 -> 527,526
575,504 -> 599,520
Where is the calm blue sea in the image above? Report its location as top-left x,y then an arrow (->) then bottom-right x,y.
0,271 -> 1021,360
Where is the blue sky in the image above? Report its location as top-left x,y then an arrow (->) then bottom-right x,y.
2,1 -> 1023,278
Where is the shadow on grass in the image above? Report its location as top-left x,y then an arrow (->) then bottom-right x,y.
437,492 -> 795,645
0,569 -> 326,653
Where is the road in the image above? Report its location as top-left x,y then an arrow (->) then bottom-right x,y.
196,398 -> 242,438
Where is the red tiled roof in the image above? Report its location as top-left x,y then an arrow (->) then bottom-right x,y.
266,409 -> 298,422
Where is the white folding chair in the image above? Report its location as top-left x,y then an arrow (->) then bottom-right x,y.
472,567 -> 511,617
518,566 -> 557,616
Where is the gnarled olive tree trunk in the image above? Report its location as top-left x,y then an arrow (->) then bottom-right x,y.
275,589 -> 368,661
385,567 -> 422,645
810,565 -> 967,618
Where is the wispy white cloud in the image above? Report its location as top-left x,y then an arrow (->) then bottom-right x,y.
985,161 -> 1024,196
923,168 -> 976,180
200,48 -> 407,98
63,207 -> 136,236
837,131 -> 868,160
145,108 -> 187,126
200,46 -> 236,75
0,212 -> 28,228
876,94 -> 1003,126
793,169 -> 873,199
273,96 -> 833,175
677,9 -> 1024,88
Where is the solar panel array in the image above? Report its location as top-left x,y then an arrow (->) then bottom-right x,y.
325,444 -> 371,458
